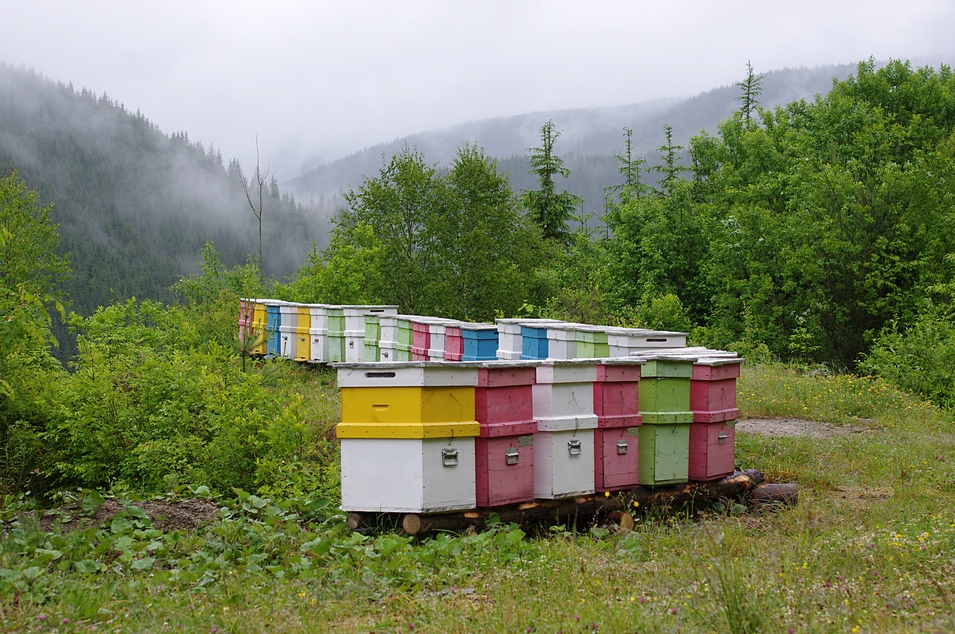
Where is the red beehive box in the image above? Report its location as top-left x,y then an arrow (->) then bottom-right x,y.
690,358 -> 742,423
474,363 -> 538,507
444,325 -> 464,362
593,360 -> 643,492
688,420 -> 736,481
411,320 -> 431,361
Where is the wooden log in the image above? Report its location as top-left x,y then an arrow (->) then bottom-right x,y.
749,482 -> 798,506
394,470 -> 771,536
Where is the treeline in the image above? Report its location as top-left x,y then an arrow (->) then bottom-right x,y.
0,64 -> 329,359
283,58 -> 955,381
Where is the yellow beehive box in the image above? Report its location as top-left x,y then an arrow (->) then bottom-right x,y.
340,386 -> 476,425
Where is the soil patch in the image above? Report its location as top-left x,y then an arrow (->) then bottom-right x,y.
27,497 -> 222,533
737,417 -> 873,440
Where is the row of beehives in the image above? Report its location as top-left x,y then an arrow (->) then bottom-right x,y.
237,299 -> 695,363
335,353 -> 741,514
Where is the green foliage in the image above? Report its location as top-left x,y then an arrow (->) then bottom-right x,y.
521,120 -> 581,243
293,144 -> 544,320
861,303 -> 955,409
43,298 -> 336,496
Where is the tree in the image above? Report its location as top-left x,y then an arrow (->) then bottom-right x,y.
239,138 -> 269,284
522,120 -> 581,243
736,60 -> 764,127
300,145 -> 543,320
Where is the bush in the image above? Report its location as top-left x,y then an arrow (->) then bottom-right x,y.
860,303 -> 955,409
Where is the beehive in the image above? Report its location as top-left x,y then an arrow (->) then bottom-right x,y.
520,325 -> 549,360
474,362 -> 539,507
545,324 -> 577,360
363,314 -> 381,362
532,361 -> 598,498
690,358 -> 742,423
593,359 -> 643,491
325,306 -> 346,363
637,357 -> 695,424
573,325 -> 610,359
411,318 -> 431,361
264,300 -> 289,357
251,300 -> 268,356
336,362 -> 480,513
444,324 -> 464,361
605,327 -> 689,357
461,323 -> 499,362
307,304 -> 331,363
638,423 -> 690,485
294,304 -> 311,361
688,420 -> 736,481
279,303 -> 298,360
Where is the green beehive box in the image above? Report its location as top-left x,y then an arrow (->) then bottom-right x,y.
397,318 -> 413,347
575,329 -> 596,358
641,358 -> 694,379
364,314 -> 381,343
593,331 -> 609,358
639,377 -> 693,423
638,423 -> 689,485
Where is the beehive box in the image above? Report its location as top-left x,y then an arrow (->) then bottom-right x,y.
336,362 -> 480,513
573,325 -> 610,359
445,324 -> 464,361
690,358 -> 742,423
474,362 -> 539,507
342,305 -> 397,339
264,300 -> 289,357
688,420 -> 736,481
279,303 -> 298,360
411,318 -> 431,361
545,324 -> 577,360
534,429 -> 596,498
307,304 -> 331,363
461,323 -> 499,362
238,298 -> 253,344
325,306 -> 346,363
497,319 -> 563,360
533,361 -> 598,498
638,423 -> 690,485
251,300 -> 268,356
606,328 -> 688,356
594,426 -> 641,491
520,326 -> 549,360
294,304 -> 311,361
363,314 -> 381,362
339,435 -> 477,512
592,359 -> 643,491
637,357 -> 695,424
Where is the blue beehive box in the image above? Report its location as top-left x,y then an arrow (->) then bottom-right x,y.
461,323 -> 499,361
521,326 -> 549,360
265,301 -> 285,357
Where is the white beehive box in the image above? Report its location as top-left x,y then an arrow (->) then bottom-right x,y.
546,324 -> 578,360
341,305 -> 398,338
340,437 -> 477,512
278,303 -> 298,360
308,304 -> 332,363
533,361 -> 599,431
336,361 -> 480,388
534,429 -> 596,498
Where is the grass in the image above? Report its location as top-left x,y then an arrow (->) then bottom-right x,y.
3,362 -> 955,632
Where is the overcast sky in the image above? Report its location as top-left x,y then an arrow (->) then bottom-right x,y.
3,1 -> 955,178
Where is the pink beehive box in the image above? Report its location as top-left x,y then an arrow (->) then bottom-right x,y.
688,420 -> 736,481
411,320 -> 431,361
444,324 -> 464,361
474,363 -> 538,507
690,358 -> 742,423
593,359 -> 644,491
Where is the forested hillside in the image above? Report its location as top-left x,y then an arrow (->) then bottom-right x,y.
288,63 -> 860,215
0,64 -> 327,330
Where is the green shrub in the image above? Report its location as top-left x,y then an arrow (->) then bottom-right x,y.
860,304 -> 955,409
